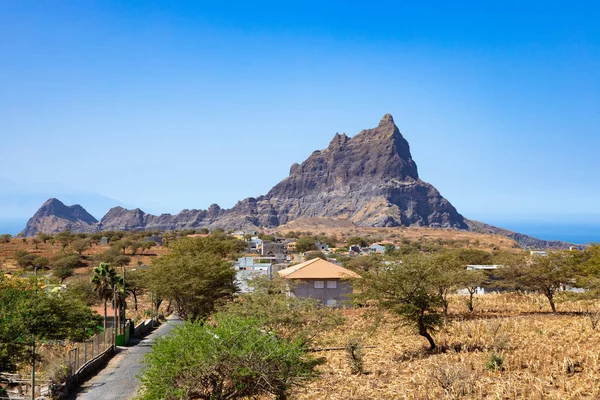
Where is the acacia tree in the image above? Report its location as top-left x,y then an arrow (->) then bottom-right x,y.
430,252 -> 465,321
145,235 -> 243,320
356,254 -> 443,350
502,251 -> 578,313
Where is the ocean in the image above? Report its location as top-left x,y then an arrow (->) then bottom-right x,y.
493,222 -> 600,245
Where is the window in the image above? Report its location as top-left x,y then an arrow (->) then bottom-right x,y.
326,281 -> 337,289
326,299 -> 337,307
314,281 -> 324,289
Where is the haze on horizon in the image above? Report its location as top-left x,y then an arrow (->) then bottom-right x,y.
1,1 -> 599,232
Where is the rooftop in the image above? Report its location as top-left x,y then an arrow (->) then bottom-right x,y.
278,258 -> 361,280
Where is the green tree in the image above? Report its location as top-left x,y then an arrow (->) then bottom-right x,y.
71,238 -> 91,256
356,254 -> 443,350
66,277 -> 100,306
36,232 -> 53,244
139,314 -> 323,400
15,250 -> 36,268
346,236 -> 370,248
0,234 -> 11,243
91,263 -> 120,329
32,255 -> 50,270
223,275 -> 343,345
294,237 -> 317,253
55,230 -> 75,250
304,250 -> 327,261
146,252 -> 236,320
0,274 -> 101,371
501,251 -> 578,313
98,246 -> 131,267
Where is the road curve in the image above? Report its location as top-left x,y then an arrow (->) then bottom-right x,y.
74,315 -> 184,400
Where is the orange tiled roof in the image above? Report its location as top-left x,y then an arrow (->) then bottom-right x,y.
278,258 -> 361,280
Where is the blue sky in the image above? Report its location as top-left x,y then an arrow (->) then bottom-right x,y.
1,1 -> 599,227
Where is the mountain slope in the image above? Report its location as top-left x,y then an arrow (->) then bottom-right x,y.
21,198 -> 98,236
20,114 -> 575,249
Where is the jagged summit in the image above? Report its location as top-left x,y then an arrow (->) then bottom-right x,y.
22,114 -> 466,235
21,198 -> 98,236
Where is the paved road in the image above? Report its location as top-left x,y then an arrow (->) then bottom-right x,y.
74,315 -> 184,400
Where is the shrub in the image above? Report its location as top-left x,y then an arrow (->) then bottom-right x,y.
486,352 -> 504,372
139,314 -> 323,400
345,338 -> 364,375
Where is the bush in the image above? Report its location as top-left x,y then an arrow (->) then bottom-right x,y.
139,314 -> 323,400
346,338 -> 364,375
66,278 -> 99,306
486,352 -> 504,372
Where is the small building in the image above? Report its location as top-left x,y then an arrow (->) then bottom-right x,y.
314,241 -> 330,252
99,237 -> 109,246
277,258 -> 361,307
260,242 -> 287,262
368,243 -> 386,254
145,235 -> 163,246
234,257 -> 272,293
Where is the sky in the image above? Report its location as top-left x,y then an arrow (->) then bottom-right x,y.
1,1 -> 599,231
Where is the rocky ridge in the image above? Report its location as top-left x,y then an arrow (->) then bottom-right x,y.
20,115 -> 575,249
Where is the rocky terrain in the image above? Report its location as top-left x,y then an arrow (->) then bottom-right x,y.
20,114 -> 575,249
21,198 -> 98,236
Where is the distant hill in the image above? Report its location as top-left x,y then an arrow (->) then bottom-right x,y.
19,114 -> 577,249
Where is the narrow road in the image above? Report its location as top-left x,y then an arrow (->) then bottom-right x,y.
73,315 -> 184,400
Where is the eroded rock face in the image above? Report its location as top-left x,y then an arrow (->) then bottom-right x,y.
22,114 -> 467,234
21,198 -> 98,236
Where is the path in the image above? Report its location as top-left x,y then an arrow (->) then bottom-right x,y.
73,315 -> 184,400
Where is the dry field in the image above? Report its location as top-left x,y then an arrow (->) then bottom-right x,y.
0,239 -> 168,275
277,218 -> 520,252
294,293 -> 600,399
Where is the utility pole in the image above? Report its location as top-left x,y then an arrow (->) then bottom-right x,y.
31,267 -> 38,400
113,285 -> 117,351
122,266 -> 126,341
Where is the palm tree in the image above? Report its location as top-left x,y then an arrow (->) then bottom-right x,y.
91,263 -> 119,330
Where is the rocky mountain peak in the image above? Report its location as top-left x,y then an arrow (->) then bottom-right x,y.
21,198 -> 98,236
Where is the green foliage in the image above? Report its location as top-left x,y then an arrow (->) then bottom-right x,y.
356,254 -> 443,350
98,246 -> 131,267
304,250 -> 327,261
294,237 -> 317,253
32,255 -> 50,269
0,274 -> 101,371
486,352 -> 504,372
0,234 -> 11,243
346,338 -> 364,375
146,236 -> 239,320
344,254 -> 386,273
222,276 -> 343,345
70,238 -> 91,255
167,233 -> 247,258
15,250 -> 36,268
139,314 -> 323,400
36,233 -> 53,244
55,230 -> 75,250
66,278 -> 99,306
500,251 -> 578,313
346,236 -> 370,248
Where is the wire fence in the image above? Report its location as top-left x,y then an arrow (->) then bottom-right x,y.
66,327 -> 115,374
0,328 -> 116,399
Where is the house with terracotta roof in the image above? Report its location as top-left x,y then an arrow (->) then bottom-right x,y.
277,258 -> 361,307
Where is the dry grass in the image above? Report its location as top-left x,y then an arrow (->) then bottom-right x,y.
293,294 -> 600,399
277,218 -> 520,252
